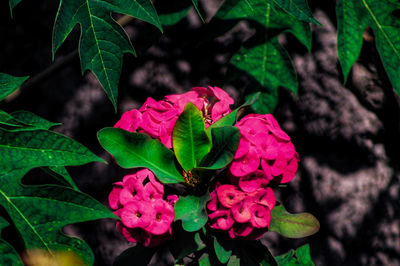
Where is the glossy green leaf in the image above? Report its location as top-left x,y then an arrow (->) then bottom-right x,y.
173,103 -> 211,171
174,193 -> 210,232
98,128 -> 184,183
198,126 -> 240,170
170,231 -> 206,262
337,0 -> 400,93
0,168 -> 117,265
275,244 -> 315,266
0,128 -> 103,173
41,166 -> 78,190
0,217 -> 23,266
268,0 -> 321,25
269,205 -> 320,238
205,92 -> 260,139
246,91 -> 278,114
52,0 -> 162,110
213,237 -> 233,264
0,73 -> 28,102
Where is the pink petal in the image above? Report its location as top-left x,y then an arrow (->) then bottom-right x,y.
207,191 -> 218,211
167,195 -> 179,206
238,170 -> 267,193
281,153 -> 299,183
143,183 -> 163,202
231,199 -> 252,223
230,149 -> 260,177
109,182 -> 123,210
114,109 -> 142,132
216,185 -> 246,208
232,223 -> 253,237
234,138 -> 250,159
280,142 -> 295,160
249,204 -> 271,228
209,210 -> 234,230
257,135 -> 279,160
121,201 -> 154,229
147,199 -> 175,235
253,188 -> 276,209
208,86 -> 234,104
119,178 -> 144,205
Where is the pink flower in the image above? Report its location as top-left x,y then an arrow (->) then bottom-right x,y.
249,204 -> 271,228
209,210 -> 235,230
231,199 -> 252,223
230,114 -> 299,184
119,177 -> 144,205
216,185 -> 245,208
121,201 -> 154,229
114,86 -> 233,148
146,199 -> 175,235
109,182 -> 123,210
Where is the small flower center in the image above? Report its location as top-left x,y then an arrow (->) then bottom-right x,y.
156,213 -> 161,221
136,212 -> 142,218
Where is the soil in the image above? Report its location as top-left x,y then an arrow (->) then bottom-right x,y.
1,0 -> 400,265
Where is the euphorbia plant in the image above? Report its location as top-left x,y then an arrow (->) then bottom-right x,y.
98,86 -> 320,265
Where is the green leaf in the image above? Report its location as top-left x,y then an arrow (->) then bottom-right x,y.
41,166 -> 79,190
174,193 -> 210,232
0,217 -> 23,266
0,168 -> 117,265
267,0 -> 321,25
246,91 -> 278,114
114,245 -> 157,266
205,92 -> 260,138
0,128 -> 103,173
199,254 -> 212,266
0,73 -> 28,102
198,126 -> 240,170
8,0 -> 23,17
158,1 -> 191,26
52,0 -> 162,110
215,0 -> 311,114
173,103 -> 211,171
213,237 -> 233,264
10,111 -> 60,130
227,254 -> 240,266
170,231 -> 206,262
269,205 -> 320,238
191,0 -> 205,23
337,0 -> 400,92
275,244 -> 315,266
98,128 -> 184,183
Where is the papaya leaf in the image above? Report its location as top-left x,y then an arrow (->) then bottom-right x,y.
98,128 -> 184,183
174,193 -> 210,232
215,0 -> 311,114
0,73 -> 28,102
267,0 -> 321,25
41,166 -> 78,190
10,111 -> 60,130
0,168 -> 117,265
198,126 -> 240,170
52,0 -> 162,110
337,0 -> 400,93
269,205 -> 320,238
173,103 -> 211,171
158,0 -> 191,26
0,217 -> 23,265
0,128 -> 103,173
191,0 -> 205,23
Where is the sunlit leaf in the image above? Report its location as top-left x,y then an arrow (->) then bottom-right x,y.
174,193 -> 210,232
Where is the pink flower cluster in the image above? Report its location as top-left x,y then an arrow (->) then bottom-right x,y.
207,179 -> 276,239
114,86 -> 234,148
109,169 -> 178,247
230,114 -> 299,184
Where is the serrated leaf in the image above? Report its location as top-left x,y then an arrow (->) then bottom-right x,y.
98,128 -> 184,183
41,166 -> 78,190
198,126 -> 240,170
174,193 -> 210,232
191,0 -> 205,23
173,103 -> 211,171
269,205 -> 320,238
0,168 -> 117,265
0,128 -> 103,173
158,0 -> 191,26
337,0 -> 400,93
268,0 -> 321,25
52,0 -> 162,110
0,73 -> 28,102
215,0 -> 311,114
0,217 -> 23,265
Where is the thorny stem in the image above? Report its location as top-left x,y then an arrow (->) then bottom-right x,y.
5,15 -> 134,102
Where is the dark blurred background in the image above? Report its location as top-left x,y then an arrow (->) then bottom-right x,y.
1,0 -> 400,265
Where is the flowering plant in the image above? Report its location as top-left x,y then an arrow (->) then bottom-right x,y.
98,87 -> 320,265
